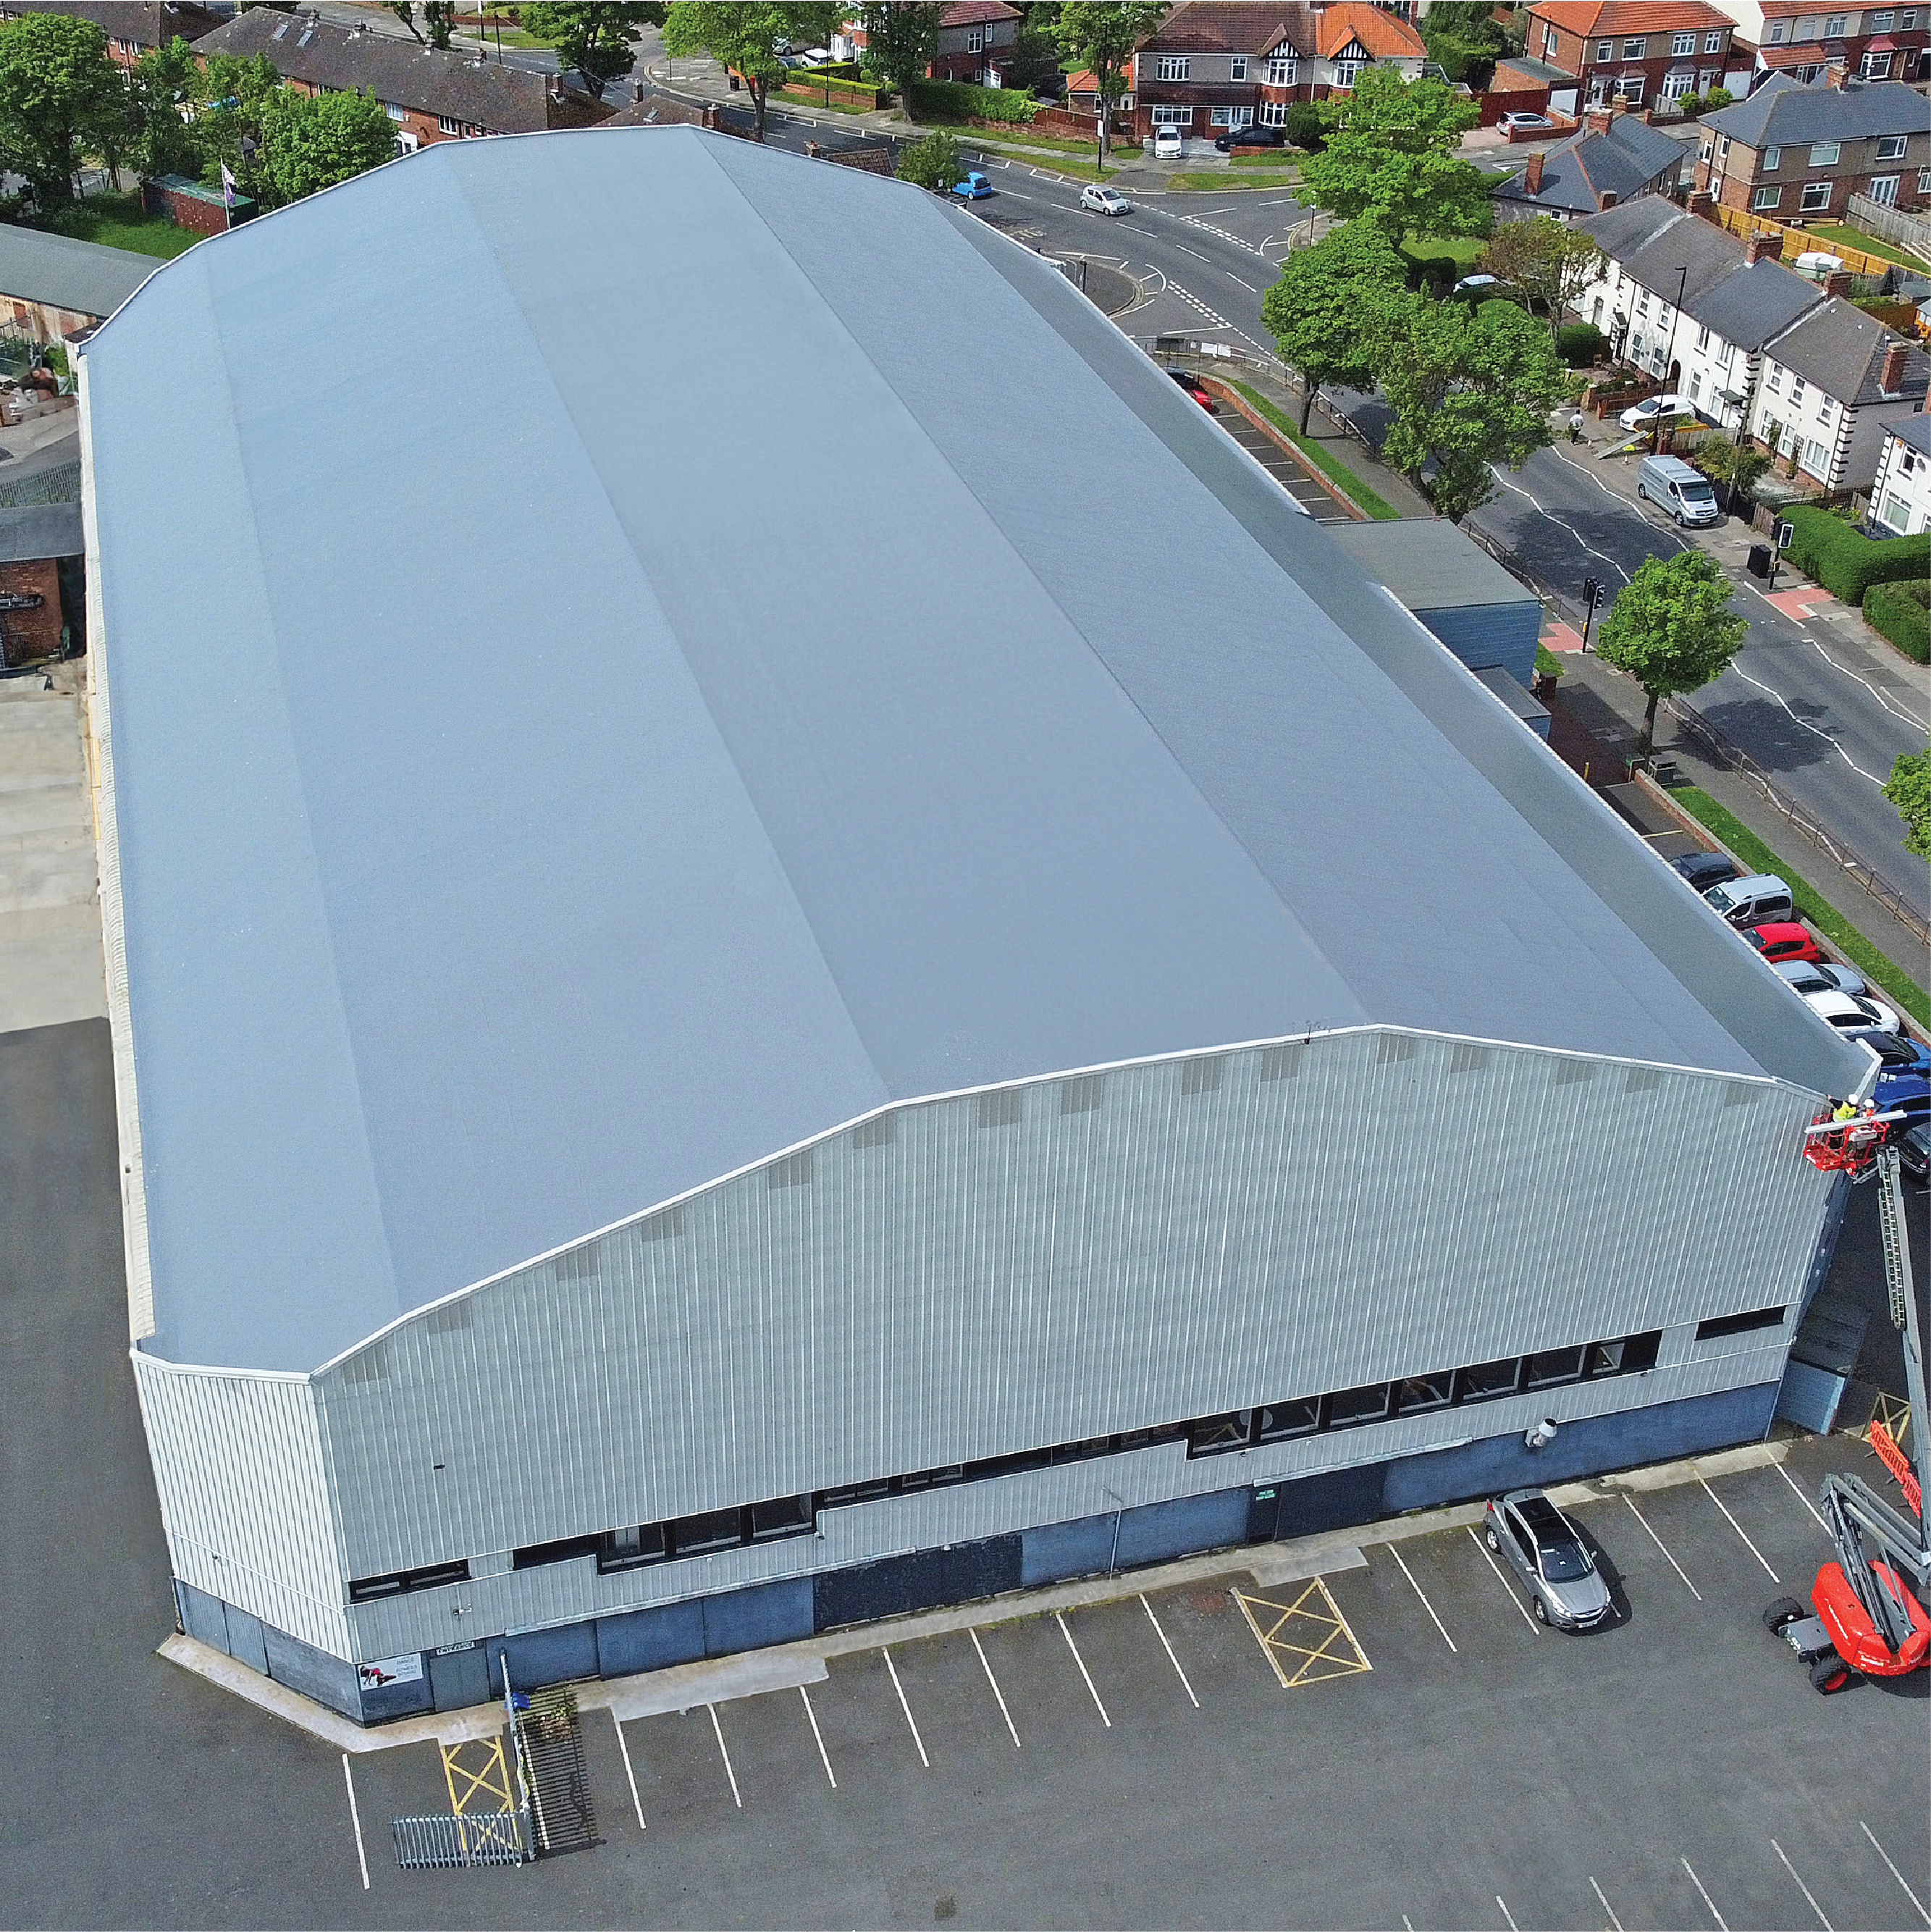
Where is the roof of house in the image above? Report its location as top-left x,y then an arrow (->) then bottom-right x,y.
1701,72 -> 1931,146
1691,256 -> 1827,353
1885,413 -> 1931,456
0,500 -> 82,563
1137,1 -> 1313,55
1766,295 -> 1931,403
1324,519 -> 1537,611
1495,110 -> 1684,212
939,0 -> 1021,25
1316,2 -> 1427,57
0,1 -> 221,50
81,127 -> 1858,1374
1493,53 -> 1574,85
0,225 -> 156,322
1527,0 -> 1736,33
194,8 -> 605,134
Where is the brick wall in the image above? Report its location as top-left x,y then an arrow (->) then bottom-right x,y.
0,557 -> 63,669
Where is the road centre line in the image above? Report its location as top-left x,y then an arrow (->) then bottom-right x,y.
1483,467 -> 1633,584
1624,1493 -> 1703,1599
1056,1611 -> 1113,1727
1804,637 -> 1929,731
1683,1855 -> 1730,1930
1861,1820 -> 1931,1925
1772,1839 -> 1834,1931
1497,1895 -> 1520,1931
1140,1594 -> 1200,1708
1389,1544 -> 1457,1652
1173,243 -> 1216,263
613,1716 -> 647,1831
1700,1477 -> 1781,1581
971,1628 -> 1022,1748
340,1754 -> 370,1891
1224,272 -> 1258,291
1590,1876 -> 1624,1931
1466,1525 -> 1540,1632
799,1686 -> 836,1789
1718,662 -> 1886,786
882,1647 -> 930,1768
707,1704 -> 742,1808
1775,1460 -> 1830,1532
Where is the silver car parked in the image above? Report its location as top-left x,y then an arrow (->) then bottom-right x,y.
1484,1489 -> 1614,1629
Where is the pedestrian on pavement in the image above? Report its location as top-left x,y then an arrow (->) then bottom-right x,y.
1568,410 -> 1585,443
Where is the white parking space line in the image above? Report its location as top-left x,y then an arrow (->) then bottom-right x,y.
1700,1477 -> 1781,1581
707,1703 -> 742,1809
970,1628 -> 1022,1748
1775,1461 -> 1831,1532
614,1717 -> 647,1831
1683,1855 -> 1730,1930
799,1686 -> 836,1789
1140,1594 -> 1200,1708
1389,1544 -> 1458,1652
882,1647 -> 930,1768
340,1753 -> 370,1891
1624,1493 -> 1703,1600
1056,1611 -> 1113,1727
1466,1525 -> 1541,1632
1590,1876 -> 1624,1931
1772,1839 -> 1834,1930
1497,1894 -> 1520,1930
1861,1820 -> 1931,1925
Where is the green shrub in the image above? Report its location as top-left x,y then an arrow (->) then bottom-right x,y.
1865,578 -> 1931,663
1555,322 -> 1605,366
1781,503 -> 1931,603
897,130 -> 964,190
1283,102 -> 1323,150
907,78 -> 1036,125
1704,86 -> 1733,109
1407,251 -> 1461,291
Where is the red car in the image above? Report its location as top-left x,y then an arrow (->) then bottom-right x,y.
1746,921 -> 1822,965
1168,369 -> 1217,412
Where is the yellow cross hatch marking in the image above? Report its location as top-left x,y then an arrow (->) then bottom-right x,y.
1233,1580 -> 1373,1689
440,1735 -> 514,1818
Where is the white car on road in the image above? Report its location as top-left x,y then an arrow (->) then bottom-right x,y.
1080,184 -> 1131,215
1619,392 -> 1695,432
1803,988 -> 1903,1036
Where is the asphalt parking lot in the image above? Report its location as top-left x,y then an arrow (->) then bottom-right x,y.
6,1019 -> 1928,1930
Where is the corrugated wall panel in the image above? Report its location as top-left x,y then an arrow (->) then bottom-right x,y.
132,1353 -> 350,1657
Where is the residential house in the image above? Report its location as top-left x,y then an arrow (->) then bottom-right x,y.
1710,0 -> 1931,84
1493,104 -> 1688,217
193,10 -> 610,151
0,1 -> 222,68
0,227 -> 154,345
1128,0 -> 1426,143
930,1 -> 1022,83
0,500 -> 82,670
1575,196 -> 1930,487
1525,0 -> 1749,109
1868,412 -> 1931,529
1694,74 -> 1931,220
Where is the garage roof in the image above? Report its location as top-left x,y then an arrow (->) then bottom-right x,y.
83,129 -> 1858,1372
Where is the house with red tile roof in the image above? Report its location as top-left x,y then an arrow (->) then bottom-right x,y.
1526,0 -> 1750,109
835,1 -> 1023,85
1128,0 -> 1426,146
1715,0 -> 1931,86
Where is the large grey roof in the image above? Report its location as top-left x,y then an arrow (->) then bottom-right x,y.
1325,518 -> 1535,611
1765,294 -> 1931,403
1495,114 -> 1683,216
0,500 -> 82,562
0,226 -> 155,322
82,129 -> 1862,1374
1691,256 -> 1825,351
1703,72 -> 1931,147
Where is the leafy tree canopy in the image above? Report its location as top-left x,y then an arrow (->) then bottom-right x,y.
1595,550 -> 1749,749
662,2 -> 840,139
1476,215 -> 1604,333
0,10 -> 126,206
128,34 -> 201,182
1297,66 -> 1488,242
1053,1 -> 1165,158
522,3 -> 665,90
858,4 -> 942,96
1261,220 -> 1407,432
1883,744 -> 1931,861
897,126 -> 964,189
389,3 -> 459,51
258,87 -> 397,204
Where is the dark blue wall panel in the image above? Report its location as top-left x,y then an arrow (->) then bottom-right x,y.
1114,1487 -> 1250,1568
358,1660 -> 434,1723
429,1642 -> 494,1712
704,1578 -> 815,1656
597,1599 -> 707,1678
174,1579 -> 230,1654
1259,1461 -> 1390,1541
1417,602 -> 1539,692
223,1605 -> 269,1676
486,1621 -> 599,1693
1019,1513 -> 1116,1587
261,1621 -> 363,1720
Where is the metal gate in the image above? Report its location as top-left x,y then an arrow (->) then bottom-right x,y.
391,1810 -> 528,1870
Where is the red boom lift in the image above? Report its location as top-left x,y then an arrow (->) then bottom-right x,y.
1765,1138 -> 1930,1691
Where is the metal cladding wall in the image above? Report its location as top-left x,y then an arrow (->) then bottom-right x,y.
133,1025 -> 1836,1667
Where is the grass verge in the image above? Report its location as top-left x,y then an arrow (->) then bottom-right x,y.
780,91 -> 875,114
25,193 -> 198,260
1168,169 -> 1297,190
1671,784 -> 1929,1026
1229,379 -> 1401,521
1400,232 -> 1487,269
1804,222 -> 1930,273
913,119 -> 1114,159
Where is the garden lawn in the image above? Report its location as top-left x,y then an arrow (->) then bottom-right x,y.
1671,785 -> 1928,1025
1229,380 -> 1401,520
25,196 -> 198,261
1804,222 -> 1930,273
1400,232 -> 1488,269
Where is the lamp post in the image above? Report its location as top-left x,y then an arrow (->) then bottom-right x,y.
1654,264 -> 1689,449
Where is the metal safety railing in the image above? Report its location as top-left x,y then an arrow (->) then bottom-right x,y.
391,1810 -> 529,1870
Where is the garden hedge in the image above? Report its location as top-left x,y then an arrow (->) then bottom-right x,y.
1780,503 -> 1930,604
1864,578 -> 1930,663
906,79 -> 1036,125
1555,322 -> 1605,366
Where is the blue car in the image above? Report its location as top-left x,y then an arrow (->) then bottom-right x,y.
1852,1029 -> 1931,1122
951,171 -> 993,199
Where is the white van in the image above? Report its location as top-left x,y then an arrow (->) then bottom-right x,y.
1638,453 -> 1720,527
1705,873 -> 1795,928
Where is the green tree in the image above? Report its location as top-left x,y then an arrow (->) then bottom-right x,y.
1692,438 -> 1770,513
258,88 -> 396,206
0,11 -> 127,206
1053,1 -> 1166,164
193,51 -> 287,207
127,33 -> 200,183
1883,744 -> 1931,860
1594,550 -> 1749,752
1297,65 -> 1488,243
896,126 -> 963,189
1370,290 -> 1568,520
388,3 -> 458,51
1476,215 -> 1604,334
662,2 -> 839,142
1419,0 -> 1507,86
859,4 -> 941,106
522,3 -> 665,91
1282,100 -> 1322,150
1261,220 -> 1406,433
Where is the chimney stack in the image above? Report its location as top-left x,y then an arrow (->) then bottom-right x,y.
1745,230 -> 1785,264
1586,105 -> 1614,134
1687,189 -> 1712,215
1823,269 -> 1853,296
1599,189 -> 1619,207
1880,337 -> 1910,392
1524,149 -> 1546,193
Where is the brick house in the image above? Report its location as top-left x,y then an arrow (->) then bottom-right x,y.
0,502 -> 82,671
0,1 -> 222,69
1712,0 -> 1931,85
930,1 -> 1022,83
1493,104 -> 1688,218
0,227 -> 153,344
193,10 -> 610,152
1525,0 -> 1747,108
1694,73 -> 1931,219
1128,0 -> 1426,143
